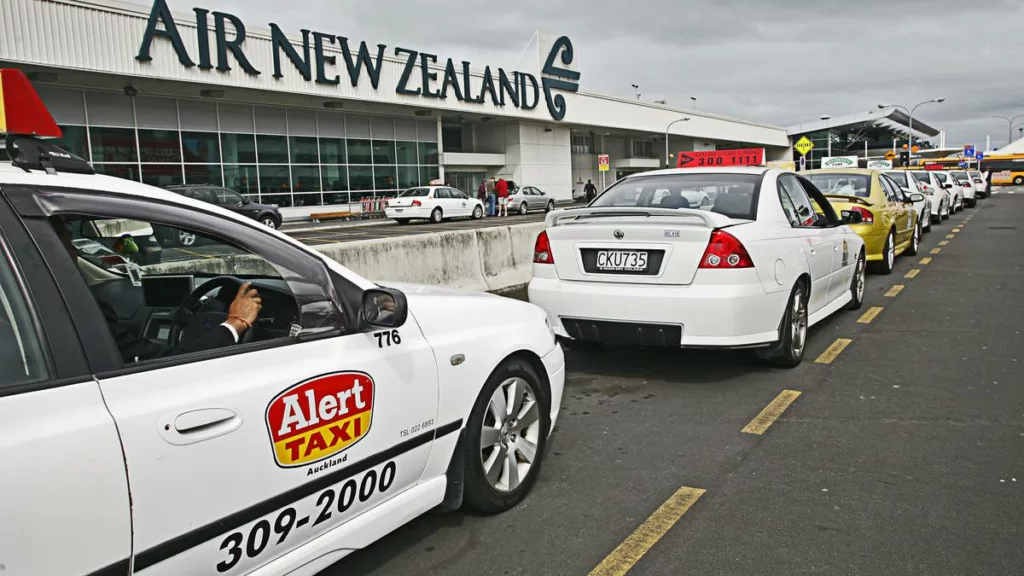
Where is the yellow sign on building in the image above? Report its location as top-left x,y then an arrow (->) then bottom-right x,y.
794,136 -> 814,156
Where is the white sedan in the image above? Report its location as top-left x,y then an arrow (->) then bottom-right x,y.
529,167 -> 867,367
0,71 -> 564,574
385,186 -> 484,224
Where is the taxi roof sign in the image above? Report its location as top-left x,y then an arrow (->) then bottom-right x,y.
0,69 -> 62,138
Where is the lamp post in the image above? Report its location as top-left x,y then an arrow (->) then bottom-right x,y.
820,115 -> 832,165
664,117 -> 690,168
878,98 -> 945,163
992,114 -> 1024,147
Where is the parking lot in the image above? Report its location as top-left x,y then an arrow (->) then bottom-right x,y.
284,212 -> 550,246
318,188 -> 1024,575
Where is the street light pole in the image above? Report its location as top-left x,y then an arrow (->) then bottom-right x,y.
664,117 -> 690,168
993,114 -> 1024,147
879,98 -> 945,165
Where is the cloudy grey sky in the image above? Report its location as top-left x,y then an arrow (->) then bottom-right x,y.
167,0 -> 1024,148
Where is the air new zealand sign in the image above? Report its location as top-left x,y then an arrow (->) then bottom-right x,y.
136,0 -> 580,120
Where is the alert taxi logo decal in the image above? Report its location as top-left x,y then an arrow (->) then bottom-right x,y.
265,372 -> 374,468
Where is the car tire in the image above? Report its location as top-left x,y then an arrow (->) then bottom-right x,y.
472,205 -> 484,219
1013,176 -> 1024,186
905,220 -> 921,254
519,202 -> 529,215
756,282 -> 808,368
462,357 -> 550,514
546,201 -> 555,213
259,215 -> 279,229
930,210 -> 941,225
922,212 -> 931,233
430,207 -> 443,223
396,219 -> 410,225
871,229 -> 896,275
846,251 -> 866,311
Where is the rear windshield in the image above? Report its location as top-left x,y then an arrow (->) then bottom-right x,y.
590,173 -> 763,219
950,171 -> 969,181
969,171 -> 983,178
399,187 -> 430,197
911,172 -> 931,183
806,173 -> 871,198
885,171 -> 908,187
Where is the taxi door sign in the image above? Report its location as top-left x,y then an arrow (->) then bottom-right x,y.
266,372 -> 375,467
677,148 -> 764,168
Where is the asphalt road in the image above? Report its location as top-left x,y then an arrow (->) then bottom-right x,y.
315,186 -> 1024,575
286,212 -> 549,246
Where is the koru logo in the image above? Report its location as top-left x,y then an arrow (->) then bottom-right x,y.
541,36 -> 581,121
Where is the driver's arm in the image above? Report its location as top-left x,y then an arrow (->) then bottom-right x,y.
179,282 -> 263,353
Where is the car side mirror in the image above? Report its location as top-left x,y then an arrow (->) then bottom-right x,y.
943,183 -> 953,189
841,210 -> 863,225
362,287 -> 408,329
909,193 -> 925,202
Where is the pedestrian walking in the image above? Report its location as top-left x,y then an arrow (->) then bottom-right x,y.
496,177 -> 510,217
487,177 -> 497,217
584,179 -> 598,203
477,179 -> 488,217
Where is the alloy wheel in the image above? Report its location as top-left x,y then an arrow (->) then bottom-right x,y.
791,290 -> 807,358
520,203 -> 529,215
479,377 -> 542,493
855,255 -> 865,302
260,217 -> 277,229
887,232 -> 895,270
178,230 -> 197,246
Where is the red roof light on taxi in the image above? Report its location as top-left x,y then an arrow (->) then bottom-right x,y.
0,69 -> 62,139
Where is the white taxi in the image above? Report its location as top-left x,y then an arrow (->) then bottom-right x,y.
384,185 -> 484,224
528,166 -> 867,367
0,70 -> 563,576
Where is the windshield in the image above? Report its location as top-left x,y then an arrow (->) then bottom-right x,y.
950,171 -> 969,182
911,172 -> 931,184
399,188 -> 431,197
806,173 -> 871,198
590,173 -> 763,219
885,172 -> 908,187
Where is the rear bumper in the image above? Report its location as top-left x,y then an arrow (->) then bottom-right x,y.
853,226 -> 889,261
527,274 -> 787,348
385,207 -> 431,220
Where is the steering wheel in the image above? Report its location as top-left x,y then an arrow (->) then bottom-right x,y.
168,276 -> 255,352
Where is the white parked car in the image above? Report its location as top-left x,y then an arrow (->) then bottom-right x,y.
933,171 -> 964,212
385,186 -> 484,224
0,72 -> 564,576
968,170 -> 989,198
907,171 -> 951,223
529,167 -> 866,367
949,170 -> 978,207
508,185 -> 557,215
885,171 -> 933,232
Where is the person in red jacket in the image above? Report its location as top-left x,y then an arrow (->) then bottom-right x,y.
496,178 -> 510,217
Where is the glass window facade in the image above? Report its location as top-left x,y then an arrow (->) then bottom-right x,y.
50,90 -> 441,208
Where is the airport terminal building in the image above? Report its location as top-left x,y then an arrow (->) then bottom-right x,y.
2,0 -> 790,218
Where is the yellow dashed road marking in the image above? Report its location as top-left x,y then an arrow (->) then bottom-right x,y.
589,487 -> 707,576
885,285 -> 905,297
953,228 -> 961,233
742,390 -> 803,435
931,248 -> 942,254
920,257 -> 932,265
940,240 -> 950,246
857,306 -> 884,324
946,234 -> 956,239
905,269 -> 920,279
815,338 -> 853,364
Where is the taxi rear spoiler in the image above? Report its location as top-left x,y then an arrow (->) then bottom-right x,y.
824,194 -> 873,207
545,206 -> 734,229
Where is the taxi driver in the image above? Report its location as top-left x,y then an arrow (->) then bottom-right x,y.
50,216 -> 263,362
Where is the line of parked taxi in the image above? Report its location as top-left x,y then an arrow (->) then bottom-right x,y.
528,165 -> 979,367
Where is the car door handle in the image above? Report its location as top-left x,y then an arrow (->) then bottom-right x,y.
160,408 -> 242,445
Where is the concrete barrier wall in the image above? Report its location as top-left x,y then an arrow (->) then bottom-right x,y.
144,221 -> 545,293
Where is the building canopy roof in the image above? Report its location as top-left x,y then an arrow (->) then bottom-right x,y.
787,108 -> 940,139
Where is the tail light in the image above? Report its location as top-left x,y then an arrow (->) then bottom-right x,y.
533,230 -> 554,264
411,199 -> 422,207
848,205 -> 874,224
699,229 -> 753,269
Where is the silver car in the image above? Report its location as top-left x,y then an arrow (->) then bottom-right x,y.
508,185 -> 556,214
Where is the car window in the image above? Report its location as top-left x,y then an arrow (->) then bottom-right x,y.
591,173 -> 762,219
778,174 -> 817,227
806,173 -> 870,198
934,172 -> 949,184
777,185 -> 802,227
449,188 -> 468,200
0,238 -> 51,389
399,187 -> 430,197
48,211 -> 345,368
433,188 -> 450,199
885,171 -> 908,187
910,172 -> 931,185
214,188 -> 244,205
193,188 -> 218,204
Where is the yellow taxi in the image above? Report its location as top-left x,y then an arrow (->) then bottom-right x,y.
804,169 -> 920,274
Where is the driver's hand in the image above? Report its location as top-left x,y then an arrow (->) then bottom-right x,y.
227,282 -> 262,332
